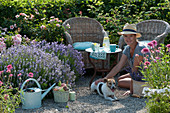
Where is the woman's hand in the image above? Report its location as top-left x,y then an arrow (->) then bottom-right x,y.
95,78 -> 104,85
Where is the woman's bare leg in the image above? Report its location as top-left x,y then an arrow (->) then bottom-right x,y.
118,78 -> 131,89
118,73 -> 131,81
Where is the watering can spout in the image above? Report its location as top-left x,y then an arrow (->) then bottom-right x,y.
42,83 -> 56,99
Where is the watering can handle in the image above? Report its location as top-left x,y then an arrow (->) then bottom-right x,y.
21,78 -> 41,91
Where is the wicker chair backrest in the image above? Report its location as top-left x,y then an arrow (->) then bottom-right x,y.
62,17 -> 104,44
136,20 -> 169,42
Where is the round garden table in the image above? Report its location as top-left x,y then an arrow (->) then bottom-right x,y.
85,47 -> 122,86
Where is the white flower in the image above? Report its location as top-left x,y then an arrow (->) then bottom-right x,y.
1,32 -> 5,35
40,25 -> 46,29
66,24 -> 70,28
10,25 -> 14,30
56,24 -> 60,27
15,15 -> 20,18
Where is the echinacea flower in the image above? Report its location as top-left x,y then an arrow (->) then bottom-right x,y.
155,57 -> 160,60
166,44 -> 170,48
144,61 -> 151,66
147,42 -> 154,48
141,48 -> 150,54
151,40 -> 157,47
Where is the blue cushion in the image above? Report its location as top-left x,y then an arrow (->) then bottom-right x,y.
73,42 -> 93,50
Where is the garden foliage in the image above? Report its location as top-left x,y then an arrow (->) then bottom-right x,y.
140,40 -> 170,113
0,0 -> 169,44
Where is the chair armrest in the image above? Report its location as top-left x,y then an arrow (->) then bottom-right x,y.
118,35 -> 125,49
155,26 -> 170,44
64,31 -> 73,45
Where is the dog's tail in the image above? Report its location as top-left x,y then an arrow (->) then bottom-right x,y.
97,82 -> 104,97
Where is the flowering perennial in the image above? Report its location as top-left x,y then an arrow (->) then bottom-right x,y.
0,45 -> 76,88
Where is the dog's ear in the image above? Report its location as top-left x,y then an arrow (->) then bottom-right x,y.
104,78 -> 107,83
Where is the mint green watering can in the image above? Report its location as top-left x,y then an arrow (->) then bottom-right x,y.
21,78 -> 56,109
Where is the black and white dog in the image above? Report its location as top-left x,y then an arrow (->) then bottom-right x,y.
91,78 -> 118,101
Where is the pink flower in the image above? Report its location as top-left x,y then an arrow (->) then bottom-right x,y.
155,57 -> 160,60
166,44 -> 170,48
19,13 -> 27,16
144,66 -> 148,69
141,48 -> 150,54
40,25 -> 46,29
158,47 -> 161,50
156,50 -> 160,53
147,42 -> 154,48
17,73 -> 22,77
154,59 -> 157,63
144,57 -> 148,61
9,74 -> 13,77
144,61 -> 151,66
6,69 -> 11,73
0,81 -> 3,86
135,54 -> 139,57
151,50 -> 155,53
28,72 -> 33,78
151,40 -> 157,47
4,94 -> 8,100
56,24 -> 60,27
79,11 -> 82,15
7,64 -> 13,70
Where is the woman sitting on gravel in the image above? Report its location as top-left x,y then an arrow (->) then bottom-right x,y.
95,23 -> 151,95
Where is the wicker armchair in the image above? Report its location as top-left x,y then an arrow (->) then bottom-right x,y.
62,17 -> 109,69
118,19 -> 170,51
118,19 -> 170,69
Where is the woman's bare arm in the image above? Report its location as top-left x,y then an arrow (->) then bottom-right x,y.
105,54 -> 128,79
132,55 -> 143,73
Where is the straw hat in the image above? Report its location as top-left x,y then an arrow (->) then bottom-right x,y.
118,23 -> 141,38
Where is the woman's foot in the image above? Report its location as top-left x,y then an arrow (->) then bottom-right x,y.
123,90 -> 132,96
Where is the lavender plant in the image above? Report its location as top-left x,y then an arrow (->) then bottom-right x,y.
33,40 -> 85,79
0,45 -> 76,89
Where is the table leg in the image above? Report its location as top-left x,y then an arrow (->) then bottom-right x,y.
88,53 -> 97,87
109,53 -> 118,71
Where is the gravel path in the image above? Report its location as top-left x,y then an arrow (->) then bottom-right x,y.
16,70 -> 148,113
